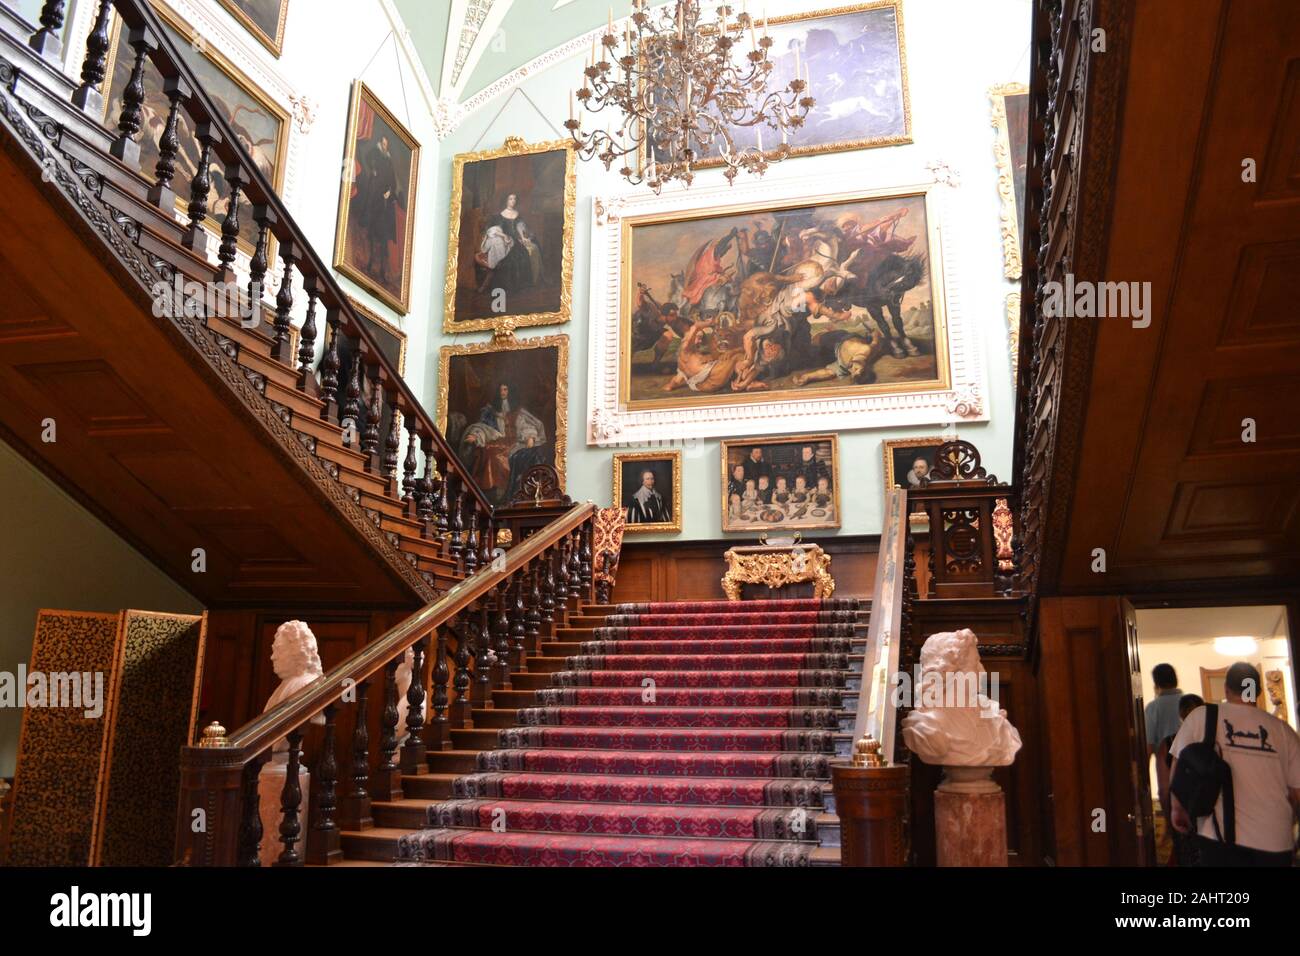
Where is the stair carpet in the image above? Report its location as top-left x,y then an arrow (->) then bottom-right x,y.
378,598 -> 865,867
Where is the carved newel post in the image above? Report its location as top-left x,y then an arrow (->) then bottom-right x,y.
258,621 -> 325,867
830,736 -> 910,866
900,628 -> 1022,867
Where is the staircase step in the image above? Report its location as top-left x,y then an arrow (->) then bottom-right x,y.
471,748 -> 832,779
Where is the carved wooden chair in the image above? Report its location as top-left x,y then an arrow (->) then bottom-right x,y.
592,506 -> 627,604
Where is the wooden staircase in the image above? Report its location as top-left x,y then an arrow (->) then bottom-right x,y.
0,0 -> 494,607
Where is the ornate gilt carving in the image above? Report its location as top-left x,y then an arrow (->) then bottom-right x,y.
721,545 -> 835,602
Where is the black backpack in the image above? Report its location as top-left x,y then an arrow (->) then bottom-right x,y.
1169,704 -> 1235,844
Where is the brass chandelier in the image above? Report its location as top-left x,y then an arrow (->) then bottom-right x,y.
566,1 -> 815,192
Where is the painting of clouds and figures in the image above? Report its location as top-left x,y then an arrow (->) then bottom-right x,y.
647,0 -> 910,169
622,187 -> 949,410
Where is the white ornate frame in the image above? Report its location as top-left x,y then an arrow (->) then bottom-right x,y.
586,171 -> 988,446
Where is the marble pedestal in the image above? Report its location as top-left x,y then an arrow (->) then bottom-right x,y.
258,759 -> 310,867
934,766 -> 1007,867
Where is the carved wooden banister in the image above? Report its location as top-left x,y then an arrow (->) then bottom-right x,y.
77,0 -> 494,517
175,500 -> 596,866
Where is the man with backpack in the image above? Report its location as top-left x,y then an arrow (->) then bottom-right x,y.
1169,662 -> 1300,866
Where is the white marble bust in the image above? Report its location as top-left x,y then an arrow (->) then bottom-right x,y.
901,628 -> 1022,767
264,620 -> 326,752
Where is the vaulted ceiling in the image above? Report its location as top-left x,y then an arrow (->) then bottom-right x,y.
393,0 -> 617,102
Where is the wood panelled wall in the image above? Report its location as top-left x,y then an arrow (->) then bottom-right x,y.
610,536 -> 881,604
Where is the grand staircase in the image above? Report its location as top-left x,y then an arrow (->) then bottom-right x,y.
348,598 -> 866,867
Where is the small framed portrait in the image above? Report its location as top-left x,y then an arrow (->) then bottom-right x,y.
721,434 -> 840,533
334,81 -> 421,314
882,436 -> 957,490
218,0 -> 290,57
613,451 -> 682,534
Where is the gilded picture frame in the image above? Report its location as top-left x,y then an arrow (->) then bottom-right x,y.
619,183 -> 952,412
640,0 -> 912,173
334,81 -> 421,315
613,450 -> 683,534
443,137 -> 577,334
1006,291 -> 1021,385
102,1 -> 290,258
436,333 -> 569,504
990,82 -> 1030,281
217,0 -> 290,58
881,435 -> 957,489
345,296 -> 408,376
721,433 -> 841,533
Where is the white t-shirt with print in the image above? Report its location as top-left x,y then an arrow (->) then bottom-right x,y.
1171,701 -> 1300,853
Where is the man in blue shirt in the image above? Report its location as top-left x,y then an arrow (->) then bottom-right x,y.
1144,663 -> 1183,757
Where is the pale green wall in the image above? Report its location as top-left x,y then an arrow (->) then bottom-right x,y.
414,0 -> 1029,543
0,443 -> 201,776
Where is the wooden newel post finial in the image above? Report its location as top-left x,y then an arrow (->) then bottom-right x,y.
830,740 -> 909,867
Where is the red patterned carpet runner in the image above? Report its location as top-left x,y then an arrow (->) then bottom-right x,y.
397,598 -> 864,868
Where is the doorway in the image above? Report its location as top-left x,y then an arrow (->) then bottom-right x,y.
1131,604 -> 1296,864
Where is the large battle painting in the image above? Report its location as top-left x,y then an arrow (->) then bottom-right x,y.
622,190 -> 947,409
437,337 -> 568,506
444,140 -> 576,333
647,1 -> 910,169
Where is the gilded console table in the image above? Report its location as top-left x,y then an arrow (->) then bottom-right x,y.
721,544 -> 835,601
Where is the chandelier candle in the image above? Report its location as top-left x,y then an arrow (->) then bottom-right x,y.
567,0 -> 814,192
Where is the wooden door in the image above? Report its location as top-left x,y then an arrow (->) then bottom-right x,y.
1121,599 -> 1157,866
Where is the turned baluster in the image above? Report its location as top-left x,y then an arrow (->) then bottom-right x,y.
215,164 -> 247,282
373,660 -> 400,802
479,513 -> 495,568
541,547 -> 557,631
525,563 -> 543,658
447,477 -> 465,566
451,618 -> 473,727
433,453 -> 451,538
148,75 -> 191,209
382,397 -> 402,494
298,276 -> 321,393
427,624 -> 451,750
308,704 -> 340,865
271,240 -> 298,364
318,304 -> 341,421
473,603 -> 493,706
108,27 -> 158,166
509,573 -> 528,673
492,578 -> 511,687
183,123 -> 223,252
337,679 -> 371,830
400,419 -> 418,512
30,1 -> 67,60
340,335 -> 363,445
73,0 -> 115,115
274,730 -> 305,866
553,542 -> 570,606
361,361 -> 383,468
579,521 -> 594,597
462,507 -> 480,575
247,204 -> 276,315
400,637 -> 428,772
417,433 -> 436,525
567,531 -> 583,594
237,753 -> 268,866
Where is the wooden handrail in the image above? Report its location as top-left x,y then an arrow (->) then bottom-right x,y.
106,0 -> 494,515
211,501 -> 593,759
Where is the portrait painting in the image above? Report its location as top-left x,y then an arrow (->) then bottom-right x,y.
990,82 -> 1029,280
882,436 -> 957,491
444,138 -> 576,333
437,335 -> 568,506
646,1 -> 910,170
622,187 -> 949,411
721,434 -> 840,533
335,82 -> 421,314
218,0 -> 290,57
613,451 -> 682,534
104,5 -> 289,253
